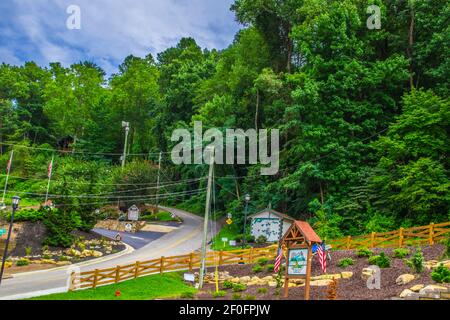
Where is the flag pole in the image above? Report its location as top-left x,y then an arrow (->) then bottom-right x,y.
45,155 -> 54,203
1,150 -> 14,205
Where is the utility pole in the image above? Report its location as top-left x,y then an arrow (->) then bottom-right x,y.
44,155 -> 54,204
198,146 -> 215,289
155,151 -> 162,212
1,150 -> 13,207
121,121 -> 130,169
0,196 -> 20,286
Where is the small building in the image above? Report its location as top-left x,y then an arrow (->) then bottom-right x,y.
249,207 -> 295,242
127,205 -> 140,221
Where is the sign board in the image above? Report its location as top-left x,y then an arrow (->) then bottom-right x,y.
229,240 -> 237,247
183,273 -> 195,282
226,218 -> 233,225
171,213 -> 176,219
287,248 -> 308,276
221,237 -> 228,242
227,213 -> 232,219
125,223 -> 133,232
250,218 -> 281,242
127,205 -> 140,221
115,233 -> 122,242
0,229 -> 6,238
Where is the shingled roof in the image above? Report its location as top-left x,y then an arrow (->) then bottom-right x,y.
281,220 -> 322,246
249,208 -> 295,222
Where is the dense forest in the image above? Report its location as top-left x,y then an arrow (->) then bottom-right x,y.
0,0 -> 448,241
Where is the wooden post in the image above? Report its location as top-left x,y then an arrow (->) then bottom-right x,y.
399,228 -> 404,247
249,247 -> 254,264
68,271 -> 76,291
188,252 -> 194,272
304,245 -> 312,301
346,236 -> 352,250
93,269 -> 99,289
134,261 -> 140,278
115,266 -> 120,283
160,256 -> 165,274
283,265 -> 289,298
370,232 -> 376,248
429,223 -> 434,245
219,251 -> 223,266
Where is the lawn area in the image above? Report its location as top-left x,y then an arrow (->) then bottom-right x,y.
141,211 -> 180,222
30,272 -> 196,300
211,223 -> 242,251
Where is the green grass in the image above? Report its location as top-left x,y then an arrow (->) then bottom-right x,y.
29,272 -> 196,300
141,211 -> 179,222
211,224 -> 241,251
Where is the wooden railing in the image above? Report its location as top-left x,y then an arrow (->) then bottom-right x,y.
328,221 -> 450,250
70,221 -> 449,290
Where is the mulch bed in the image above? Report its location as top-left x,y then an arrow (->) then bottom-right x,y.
185,244 -> 446,300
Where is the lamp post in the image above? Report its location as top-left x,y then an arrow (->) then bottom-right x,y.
121,121 -> 130,169
0,196 -> 20,286
242,194 -> 250,248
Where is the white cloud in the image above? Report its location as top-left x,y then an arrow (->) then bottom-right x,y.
1,0 -> 240,73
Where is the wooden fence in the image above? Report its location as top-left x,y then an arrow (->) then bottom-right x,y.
64,221 -> 449,290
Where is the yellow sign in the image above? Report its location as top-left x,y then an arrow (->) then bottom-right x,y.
226,218 -> 233,225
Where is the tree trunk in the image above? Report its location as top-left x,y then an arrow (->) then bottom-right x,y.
286,24 -> 292,73
255,89 -> 260,131
319,182 -> 324,205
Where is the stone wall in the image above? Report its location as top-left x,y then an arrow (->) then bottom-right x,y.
94,220 -> 146,233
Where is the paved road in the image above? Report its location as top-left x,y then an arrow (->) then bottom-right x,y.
92,228 -> 166,249
0,207 -> 205,299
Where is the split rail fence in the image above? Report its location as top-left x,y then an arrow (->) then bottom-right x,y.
54,221 -> 450,290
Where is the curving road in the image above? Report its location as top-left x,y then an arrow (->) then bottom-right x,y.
0,207 -> 206,299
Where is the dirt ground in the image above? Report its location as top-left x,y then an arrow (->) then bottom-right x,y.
190,244 -> 447,300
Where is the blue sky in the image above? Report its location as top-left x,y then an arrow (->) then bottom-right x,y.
0,0 -> 240,74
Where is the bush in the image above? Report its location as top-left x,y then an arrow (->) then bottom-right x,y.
244,294 -> 256,300
232,283 -> 247,292
338,258 -> 354,268
393,248 -> 410,259
16,259 -> 29,266
222,280 -> 233,289
235,234 -> 243,242
246,235 -> 255,243
9,208 -> 45,222
232,293 -> 242,300
274,288 -> 280,296
42,254 -> 52,260
257,257 -> 269,266
431,264 -> 450,283
256,235 -> 267,244
252,264 -> 263,273
25,246 -> 32,256
58,255 -> 70,261
356,247 -> 373,258
43,208 -> 81,248
368,252 -> 390,268
266,264 -> 275,272
406,248 -> 425,274
212,290 -> 227,298
257,287 -> 268,294
180,291 -> 195,299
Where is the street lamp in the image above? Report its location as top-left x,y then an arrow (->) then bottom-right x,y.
242,194 -> 250,248
0,196 -> 20,286
121,121 -> 130,169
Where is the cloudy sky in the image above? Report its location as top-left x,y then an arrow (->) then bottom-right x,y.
0,0 -> 240,74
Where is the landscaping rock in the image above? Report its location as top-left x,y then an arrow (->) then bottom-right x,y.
311,274 -> 341,281
396,274 -> 415,285
409,284 -> 424,292
399,289 -> 414,298
239,276 -> 251,283
251,276 -> 260,282
261,276 -> 273,281
341,271 -> 353,279
361,267 -> 377,280
268,281 -> 277,287
310,279 -> 333,286
419,285 -> 448,295
230,277 -> 240,283
56,261 -> 71,266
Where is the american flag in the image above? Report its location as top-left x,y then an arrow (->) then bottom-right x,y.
47,159 -> 53,178
6,158 -> 11,173
317,242 -> 327,273
274,246 -> 283,273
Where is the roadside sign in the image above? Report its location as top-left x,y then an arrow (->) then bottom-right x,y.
222,237 -> 228,247
115,233 -> 122,242
227,213 -> 232,219
229,240 -> 237,247
183,273 -> 195,282
125,223 -> 132,232
171,213 -> 176,219
0,229 -> 6,238
226,218 -> 233,225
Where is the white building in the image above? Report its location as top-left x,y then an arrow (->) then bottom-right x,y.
248,208 -> 295,242
127,205 -> 140,221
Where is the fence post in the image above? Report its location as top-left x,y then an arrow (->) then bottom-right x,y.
115,266 -> 120,283
134,261 -> 140,278
69,271 -> 76,291
93,269 -> 99,289
398,228 -> 404,247
346,236 -> 352,250
189,252 -> 194,272
370,232 -> 376,248
429,223 -> 434,245
219,251 -> 223,266
160,256 -> 165,274
249,247 -> 254,264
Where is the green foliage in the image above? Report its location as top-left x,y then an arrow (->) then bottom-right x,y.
180,291 -> 195,299
222,280 -> 234,289
16,259 -> 29,266
252,264 -> 263,273
25,246 -> 32,256
356,248 -> 373,258
43,208 -> 81,248
244,294 -> 256,300
406,248 -> 425,274
231,293 -> 242,300
256,235 -> 267,244
368,252 -> 391,268
257,287 -> 268,294
266,264 -> 275,272
338,258 -> 354,268
257,258 -> 269,266
431,264 -> 450,283
141,212 -> 178,222
393,248 -> 410,259
212,290 -> 227,298
232,283 -> 247,292
10,209 -> 45,222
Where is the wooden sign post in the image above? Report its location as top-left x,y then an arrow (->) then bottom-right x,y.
280,220 -> 322,300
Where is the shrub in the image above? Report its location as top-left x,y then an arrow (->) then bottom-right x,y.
256,235 -> 267,244
274,288 -> 280,296
431,264 -> 450,283
58,255 -> 70,261
25,246 -> 32,257
257,287 -> 268,294
338,258 -> 354,268
232,283 -> 247,292
393,248 -> 410,259
252,264 -> 263,273
246,235 -> 255,243
368,252 -> 390,268
406,248 -> 425,274
212,290 -> 227,298
16,259 -> 29,266
257,257 -> 269,266
232,293 -> 242,300
42,254 -> 52,260
235,234 -> 243,242
244,294 -> 256,300
442,238 -> 450,259
222,280 -> 233,289
356,247 -> 373,258
266,264 -> 275,272
180,291 -> 195,299
10,208 -> 45,222
43,209 -> 81,248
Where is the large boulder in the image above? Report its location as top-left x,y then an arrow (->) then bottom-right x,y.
341,271 -> 353,279
268,281 -> 278,287
396,274 -> 415,285
310,279 -> 333,286
361,267 -> 377,280
239,276 -> 251,283
409,284 -> 424,292
419,285 -> 448,295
